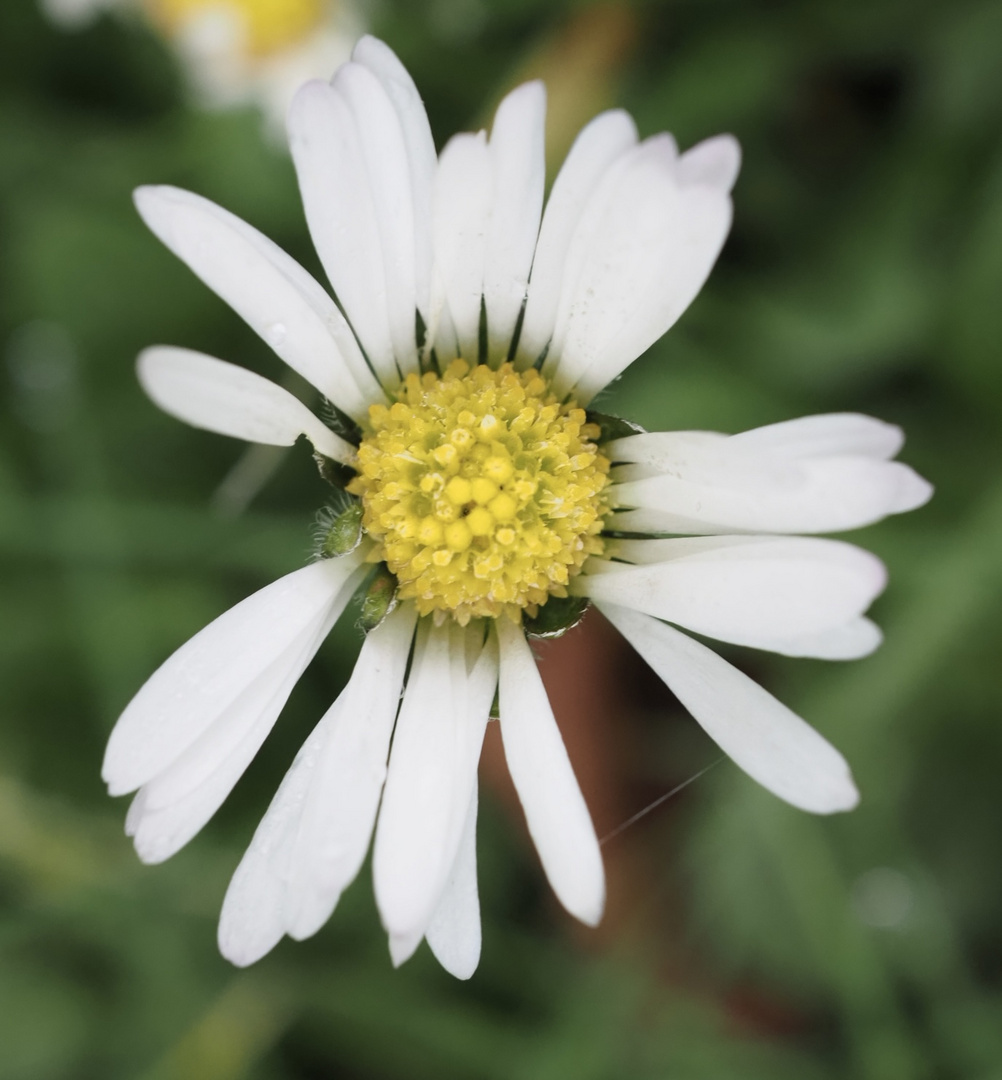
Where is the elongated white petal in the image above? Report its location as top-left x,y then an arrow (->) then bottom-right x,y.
519,109 -> 638,366
125,558 -> 368,864
288,80 -> 399,385
125,608 -> 339,865
601,538 -> 884,660
374,621 -> 498,949
727,413 -> 905,460
103,554 -> 366,796
604,534 -> 778,564
542,138 -> 659,382
607,420 -> 933,536
431,131 -> 492,357
549,134 -> 735,401
576,537 -> 886,651
483,80 -> 546,357
284,604 -> 418,940
133,185 -> 379,421
600,603 -> 859,813
496,618 -> 604,927
215,715 -> 327,965
217,604 -> 417,966
333,61 -> 419,373
754,617 -> 884,660
425,783 -> 481,980
608,456 -> 932,535
137,347 -> 353,463
352,36 -> 437,323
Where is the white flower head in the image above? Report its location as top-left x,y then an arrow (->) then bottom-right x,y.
40,0 -> 362,138
105,36 -> 933,979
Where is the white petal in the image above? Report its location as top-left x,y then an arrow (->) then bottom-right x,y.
137,347 -> 353,463
425,782 -> 481,980
727,413 -> 906,460
388,927 -> 424,969
754,618 -> 884,660
216,716 -> 327,966
288,80 -> 399,385
123,560 -> 367,864
217,603 -> 417,966
600,603 -> 859,813
103,554 -> 366,796
125,609 -> 336,865
601,539 -> 884,660
542,138 -> 658,383
352,36 -> 437,324
284,604 -> 418,940
483,80 -> 546,358
548,134 -> 734,401
430,131 -> 492,357
675,134 -> 741,192
332,61 -> 420,373
133,185 -> 380,422
519,109 -> 638,367
374,620 -> 498,947
496,618 -> 604,927
605,430 -> 725,473
608,428 -> 933,535
576,537 -> 886,651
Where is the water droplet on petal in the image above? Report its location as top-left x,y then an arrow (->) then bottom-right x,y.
266,322 -> 287,347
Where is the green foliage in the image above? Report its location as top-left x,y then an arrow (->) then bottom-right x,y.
1,0 -> 1001,1077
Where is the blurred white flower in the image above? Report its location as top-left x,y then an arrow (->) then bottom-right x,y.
40,0 -> 361,136
103,37 -> 932,979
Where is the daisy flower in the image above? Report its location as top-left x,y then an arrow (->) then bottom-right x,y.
41,0 -> 361,137
104,36 -> 932,979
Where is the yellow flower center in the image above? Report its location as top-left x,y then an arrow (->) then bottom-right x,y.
348,360 -> 610,626
149,0 -> 324,57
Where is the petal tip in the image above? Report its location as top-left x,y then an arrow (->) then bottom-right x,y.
802,768 -> 860,815
829,775 -> 861,814
103,776 -> 131,798
217,931 -> 265,970
896,469 -> 934,513
678,133 -> 742,192
573,892 -> 606,929
388,930 -> 422,969
132,185 -> 171,234
132,833 -> 172,866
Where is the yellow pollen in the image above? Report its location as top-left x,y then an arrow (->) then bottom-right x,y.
349,360 -> 610,625
148,0 -> 325,57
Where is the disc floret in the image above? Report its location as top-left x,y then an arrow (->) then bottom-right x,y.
349,360 -> 610,625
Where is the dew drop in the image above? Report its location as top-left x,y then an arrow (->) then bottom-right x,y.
266,322 -> 287,347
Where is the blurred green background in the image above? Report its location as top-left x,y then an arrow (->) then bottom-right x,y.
2,0 -> 1001,1077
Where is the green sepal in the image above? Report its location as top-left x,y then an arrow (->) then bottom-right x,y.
586,410 -> 646,445
317,500 -> 363,558
524,595 -> 590,640
359,564 -> 399,632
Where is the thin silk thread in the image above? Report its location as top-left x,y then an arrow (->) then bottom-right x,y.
599,757 -> 725,847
